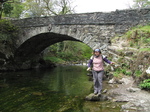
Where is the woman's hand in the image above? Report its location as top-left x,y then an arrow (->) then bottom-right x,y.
87,67 -> 91,71
110,62 -> 115,64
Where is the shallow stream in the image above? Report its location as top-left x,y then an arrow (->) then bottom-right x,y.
0,65 -> 122,112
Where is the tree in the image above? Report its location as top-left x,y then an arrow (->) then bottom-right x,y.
132,0 -> 150,9
46,41 -> 92,62
9,0 -> 24,18
54,0 -> 75,15
23,0 -> 46,17
0,0 -> 24,19
2,2 -> 13,17
0,0 -> 13,19
23,0 -> 75,18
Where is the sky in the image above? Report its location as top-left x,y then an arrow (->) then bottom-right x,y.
73,0 -> 134,13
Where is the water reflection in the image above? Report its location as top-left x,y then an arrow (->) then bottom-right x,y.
41,66 -> 92,96
0,65 -> 92,112
0,65 -> 122,112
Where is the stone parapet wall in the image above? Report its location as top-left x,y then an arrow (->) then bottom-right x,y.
13,9 -> 150,26
13,8 -> 150,33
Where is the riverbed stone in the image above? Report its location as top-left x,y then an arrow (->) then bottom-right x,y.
108,78 -> 116,84
108,76 -> 150,112
146,67 -> 150,74
85,93 -> 108,101
126,87 -> 141,92
119,77 -> 132,85
121,100 -> 150,112
113,98 -> 129,102
108,78 -> 124,84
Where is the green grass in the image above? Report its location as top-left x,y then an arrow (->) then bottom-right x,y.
123,25 -> 150,48
113,72 -> 120,77
139,25 -> 150,31
135,70 -> 142,77
112,25 -> 150,46
128,25 -> 150,32
140,48 -> 150,52
121,24 -> 150,38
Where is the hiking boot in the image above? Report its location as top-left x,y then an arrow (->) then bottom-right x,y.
94,92 -> 98,95
97,93 -> 101,96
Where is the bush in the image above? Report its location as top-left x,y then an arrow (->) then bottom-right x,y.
135,70 -> 142,77
0,19 -> 19,53
0,19 -> 19,41
140,79 -> 150,90
0,19 -> 18,34
44,56 -> 65,64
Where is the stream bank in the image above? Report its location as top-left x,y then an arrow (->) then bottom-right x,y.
107,76 -> 150,112
85,72 -> 150,112
104,25 -> 150,112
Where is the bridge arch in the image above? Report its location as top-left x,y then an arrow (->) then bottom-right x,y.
15,24 -> 114,60
15,32 -> 78,61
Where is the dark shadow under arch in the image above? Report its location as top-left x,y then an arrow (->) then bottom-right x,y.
15,32 -> 80,61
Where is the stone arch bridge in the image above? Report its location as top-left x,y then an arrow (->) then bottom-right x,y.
12,9 -> 150,62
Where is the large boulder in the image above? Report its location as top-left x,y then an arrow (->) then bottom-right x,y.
85,93 -> 108,101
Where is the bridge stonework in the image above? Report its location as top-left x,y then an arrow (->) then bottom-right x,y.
12,9 -> 150,59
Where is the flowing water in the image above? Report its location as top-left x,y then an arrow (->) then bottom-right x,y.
0,65 -> 122,112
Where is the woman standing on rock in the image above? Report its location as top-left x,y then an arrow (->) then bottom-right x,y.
87,49 -> 114,96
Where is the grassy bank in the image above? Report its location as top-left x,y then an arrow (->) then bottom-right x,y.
110,24 -> 150,90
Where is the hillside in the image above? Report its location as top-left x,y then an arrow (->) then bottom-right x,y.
107,25 -> 150,89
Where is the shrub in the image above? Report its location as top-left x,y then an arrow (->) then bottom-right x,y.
140,79 -> 150,90
135,70 -> 142,77
44,56 -> 65,64
0,19 -> 19,43
125,71 -> 132,76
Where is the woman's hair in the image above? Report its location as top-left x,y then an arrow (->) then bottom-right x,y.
93,49 -> 101,54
